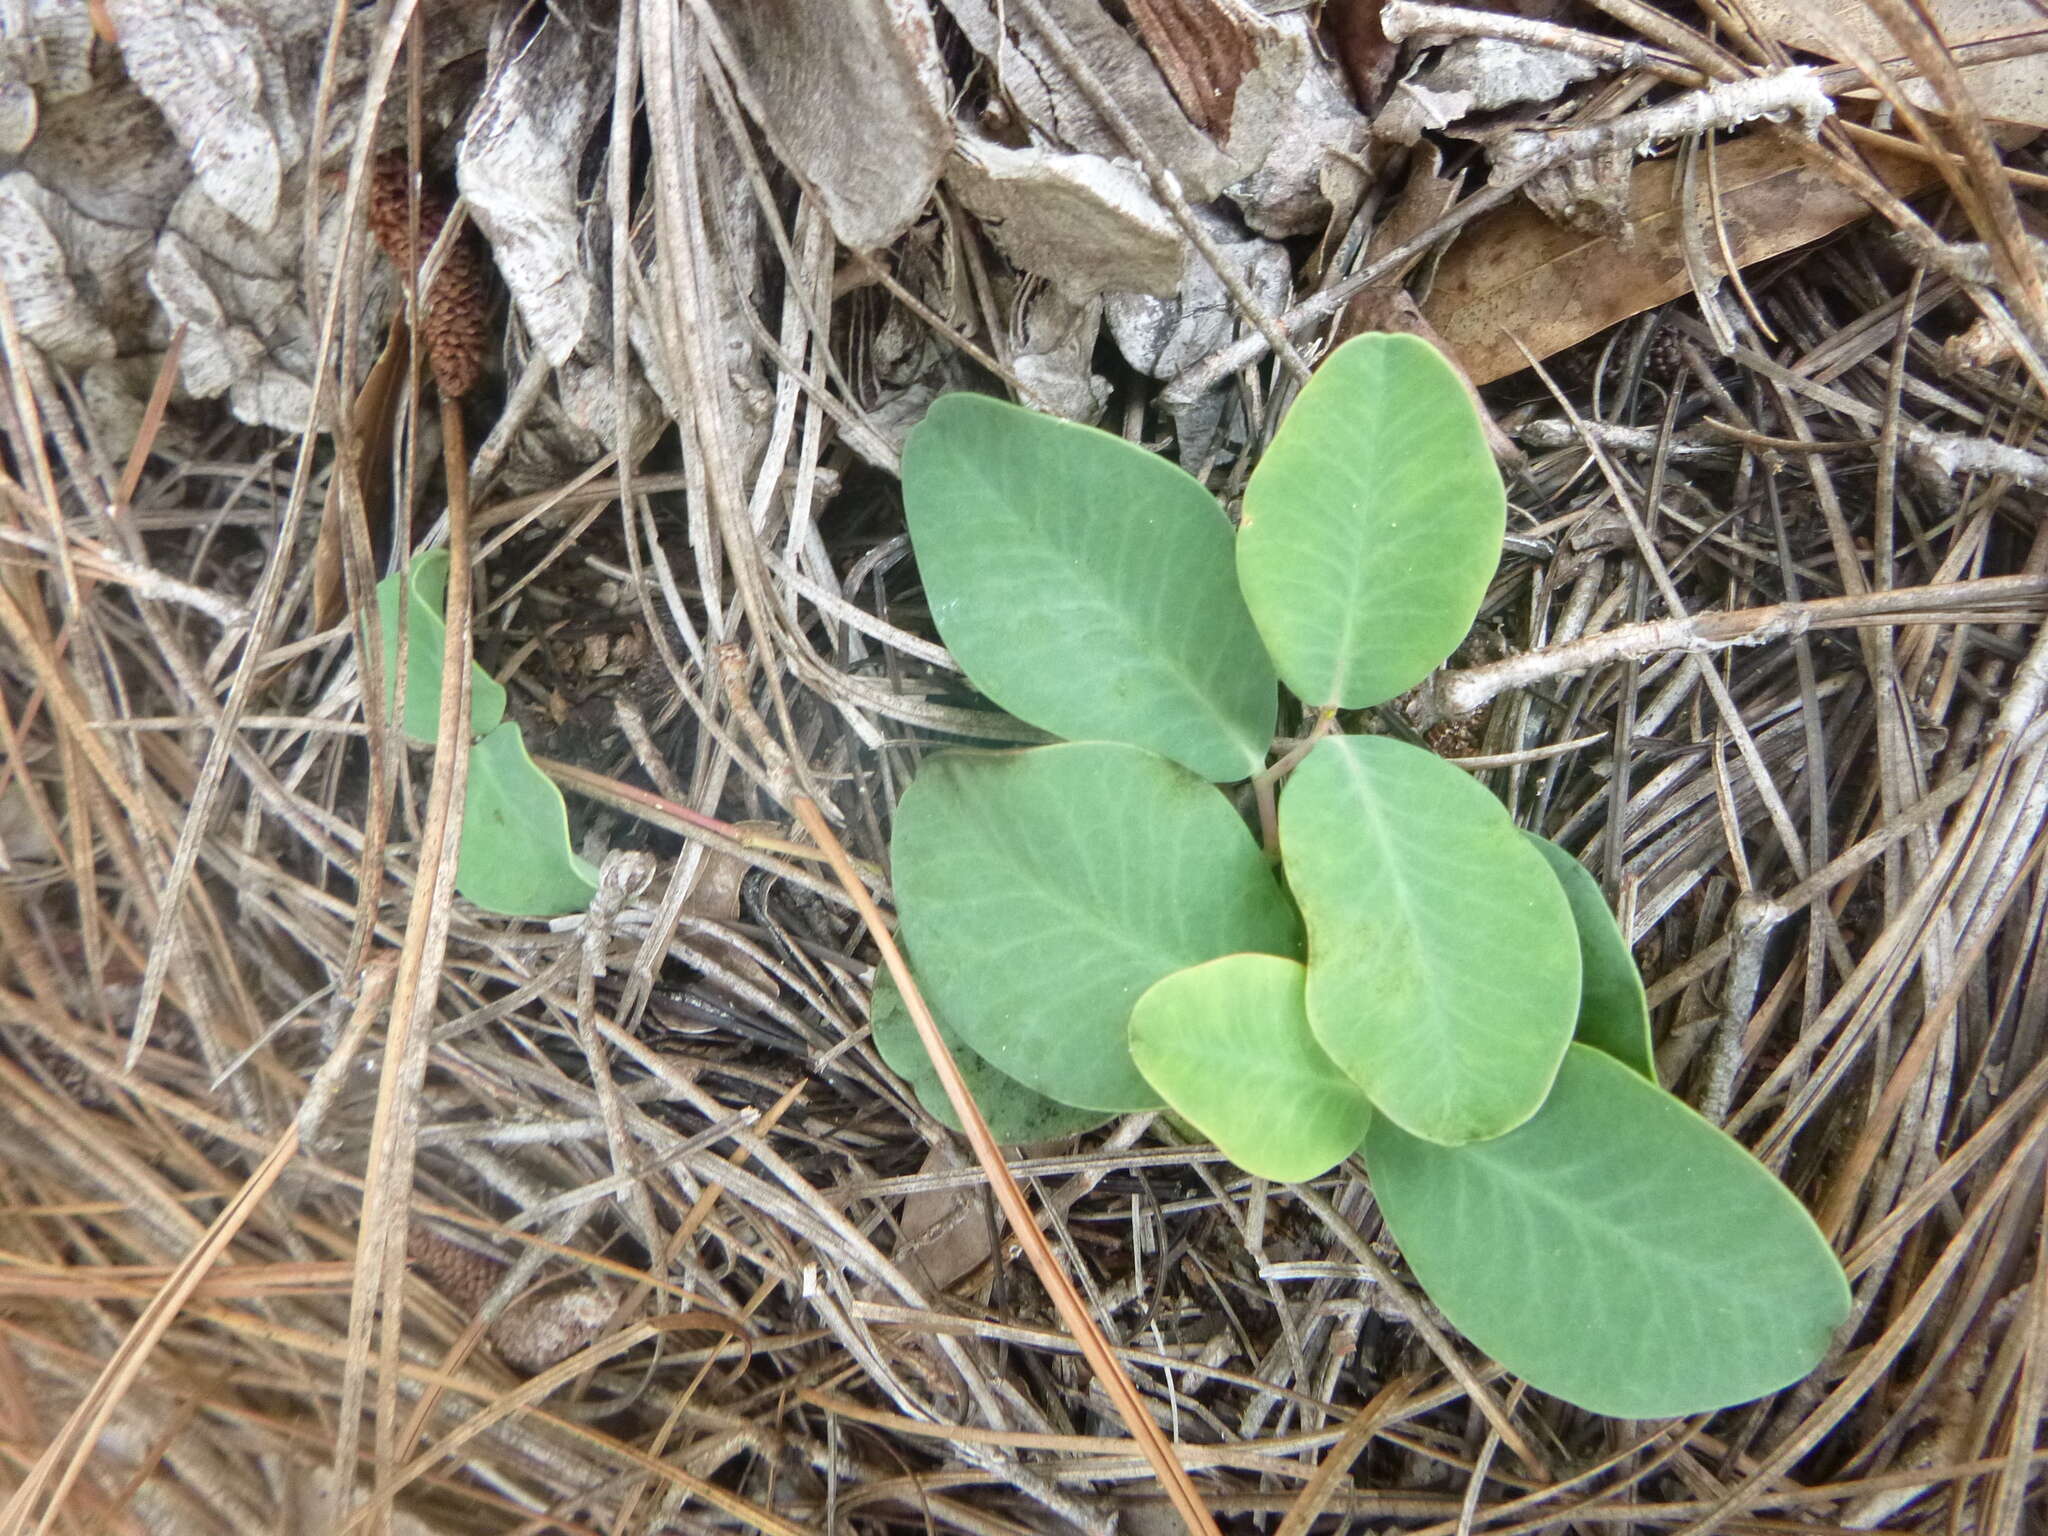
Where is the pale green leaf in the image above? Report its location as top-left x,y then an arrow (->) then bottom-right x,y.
890,741 -> 1302,1111
1526,833 -> 1655,1079
1366,1044 -> 1851,1417
373,549 -> 507,740
903,393 -> 1277,781
1130,954 -> 1371,1182
1237,334 -> 1504,708
1281,735 -> 1578,1145
456,721 -> 599,917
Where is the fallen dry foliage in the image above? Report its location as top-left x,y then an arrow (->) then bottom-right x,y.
2,1 -> 2048,1533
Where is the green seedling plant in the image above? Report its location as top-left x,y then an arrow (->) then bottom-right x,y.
887,333 -> 1850,1419
372,550 -> 598,916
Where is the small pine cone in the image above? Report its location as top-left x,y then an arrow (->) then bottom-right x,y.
367,151 -> 449,274
421,236 -> 486,399
493,1283 -> 617,1375
405,1224 -> 499,1310
366,150 -> 486,399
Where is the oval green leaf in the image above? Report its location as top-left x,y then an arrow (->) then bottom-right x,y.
374,549 -> 508,741
1130,954 -> 1372,1182
903,393 -> 1277,781
1365,1044 -> 1851,1417
870,969 -> 1112,1143
1525,833 -> 1655,1079
456,720 -> 599,916
891,741 -> 1303,1111
1281,735 -> 1578,1145
1237,333 -> 1505,709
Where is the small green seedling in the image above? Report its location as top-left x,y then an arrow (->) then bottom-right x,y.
372,550 -> 598,916
887,333 -> 1849,1417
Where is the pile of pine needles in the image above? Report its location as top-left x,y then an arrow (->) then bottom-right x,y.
2,1 -> 2046,1532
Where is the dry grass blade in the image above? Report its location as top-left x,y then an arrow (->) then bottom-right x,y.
331,397 -> 475,1527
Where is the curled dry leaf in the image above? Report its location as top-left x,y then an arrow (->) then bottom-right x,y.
450,0 -> 760,494
0,69 -> 187,461
1374,36 -> 1608,147
1106,203 -> 1288,460
0,1 -> 95,125
938,0 -> 1239,199
0,19 -> 55,151
1012,285 -> 1110,421
102,0 -> 308,232
1125,0 -> 1261,137
1324,0 -> 1403,112
310,314 -> 408,636
1119,0 -> 1367,236
943,0 -> 1365,239
150,188 -> 326,426
1224,8 -> 1371,238
717,0 -> 951,251
1424,132 -> 1941,383
0,172 -> 135,367
946,129 -> 1184,297
1107,205 -> 1289,379
457,8 -> 608,371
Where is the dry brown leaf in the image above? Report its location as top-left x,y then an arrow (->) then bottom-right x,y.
1108,207 -> 1289,379
1324,0 -> 1403,113
310,314 -> 407,636
893,1143 -> 996,1295
941,1 -> 1361,237
1225,9 -> 1372,237
719,0 -> 952,250
1337,142 -> 1457,305
3,3 -> 485,439
1106,204 -> 1288,459
1424,132 -> 1941,384
1124,0 -> 1261,138
1747,0 -> 2048,129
